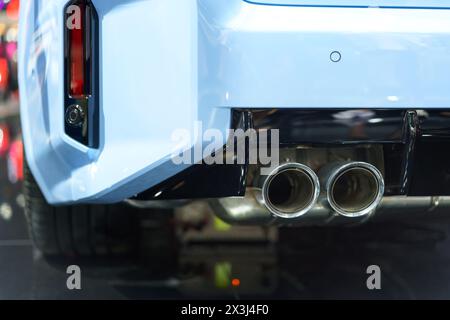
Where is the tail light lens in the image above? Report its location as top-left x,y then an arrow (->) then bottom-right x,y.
64,0 -> 99,148
68,2 -> 85,98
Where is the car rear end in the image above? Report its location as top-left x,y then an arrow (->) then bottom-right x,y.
19,0 -> 450,231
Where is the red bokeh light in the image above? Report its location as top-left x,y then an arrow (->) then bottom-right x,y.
6,0 -> 20,20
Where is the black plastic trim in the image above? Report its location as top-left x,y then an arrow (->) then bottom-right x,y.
134,109 -> 450,200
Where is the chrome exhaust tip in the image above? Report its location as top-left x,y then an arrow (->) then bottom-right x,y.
321,162 -> 385,218
262,163 -> 320,219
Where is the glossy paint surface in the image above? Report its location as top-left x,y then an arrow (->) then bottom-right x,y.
20,0 -> 212,204
19,0 -> 450,204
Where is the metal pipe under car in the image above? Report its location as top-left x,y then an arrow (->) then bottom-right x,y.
212,195 -> 450,227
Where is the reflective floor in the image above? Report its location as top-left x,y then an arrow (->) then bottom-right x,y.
2,176 -> 450,299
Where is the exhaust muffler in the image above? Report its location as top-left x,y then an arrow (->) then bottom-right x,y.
213,161 -> 384,224
320,162 -> 385,218
261,163 -> 320,219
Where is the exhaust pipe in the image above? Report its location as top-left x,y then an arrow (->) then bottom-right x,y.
320,162 -> 384,218
261,163 -> 320,219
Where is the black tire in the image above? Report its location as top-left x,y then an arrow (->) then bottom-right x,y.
23,162 -> 141,257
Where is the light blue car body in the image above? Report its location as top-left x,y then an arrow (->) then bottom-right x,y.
19,0 -> 450,205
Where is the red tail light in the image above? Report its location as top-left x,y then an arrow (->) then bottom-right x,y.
68,3 -> 85,98
64,0 -> 99,148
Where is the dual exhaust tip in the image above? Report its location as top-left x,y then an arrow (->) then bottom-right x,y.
262,162 -> 385,219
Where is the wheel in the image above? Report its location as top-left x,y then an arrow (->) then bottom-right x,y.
23,162 -> 142,257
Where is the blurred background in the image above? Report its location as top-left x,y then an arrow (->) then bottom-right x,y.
0,0 -> 22,230
0,1 -> 24,266
2,0 -> 450,300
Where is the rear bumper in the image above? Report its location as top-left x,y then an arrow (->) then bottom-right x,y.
19,0 -> 450,204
